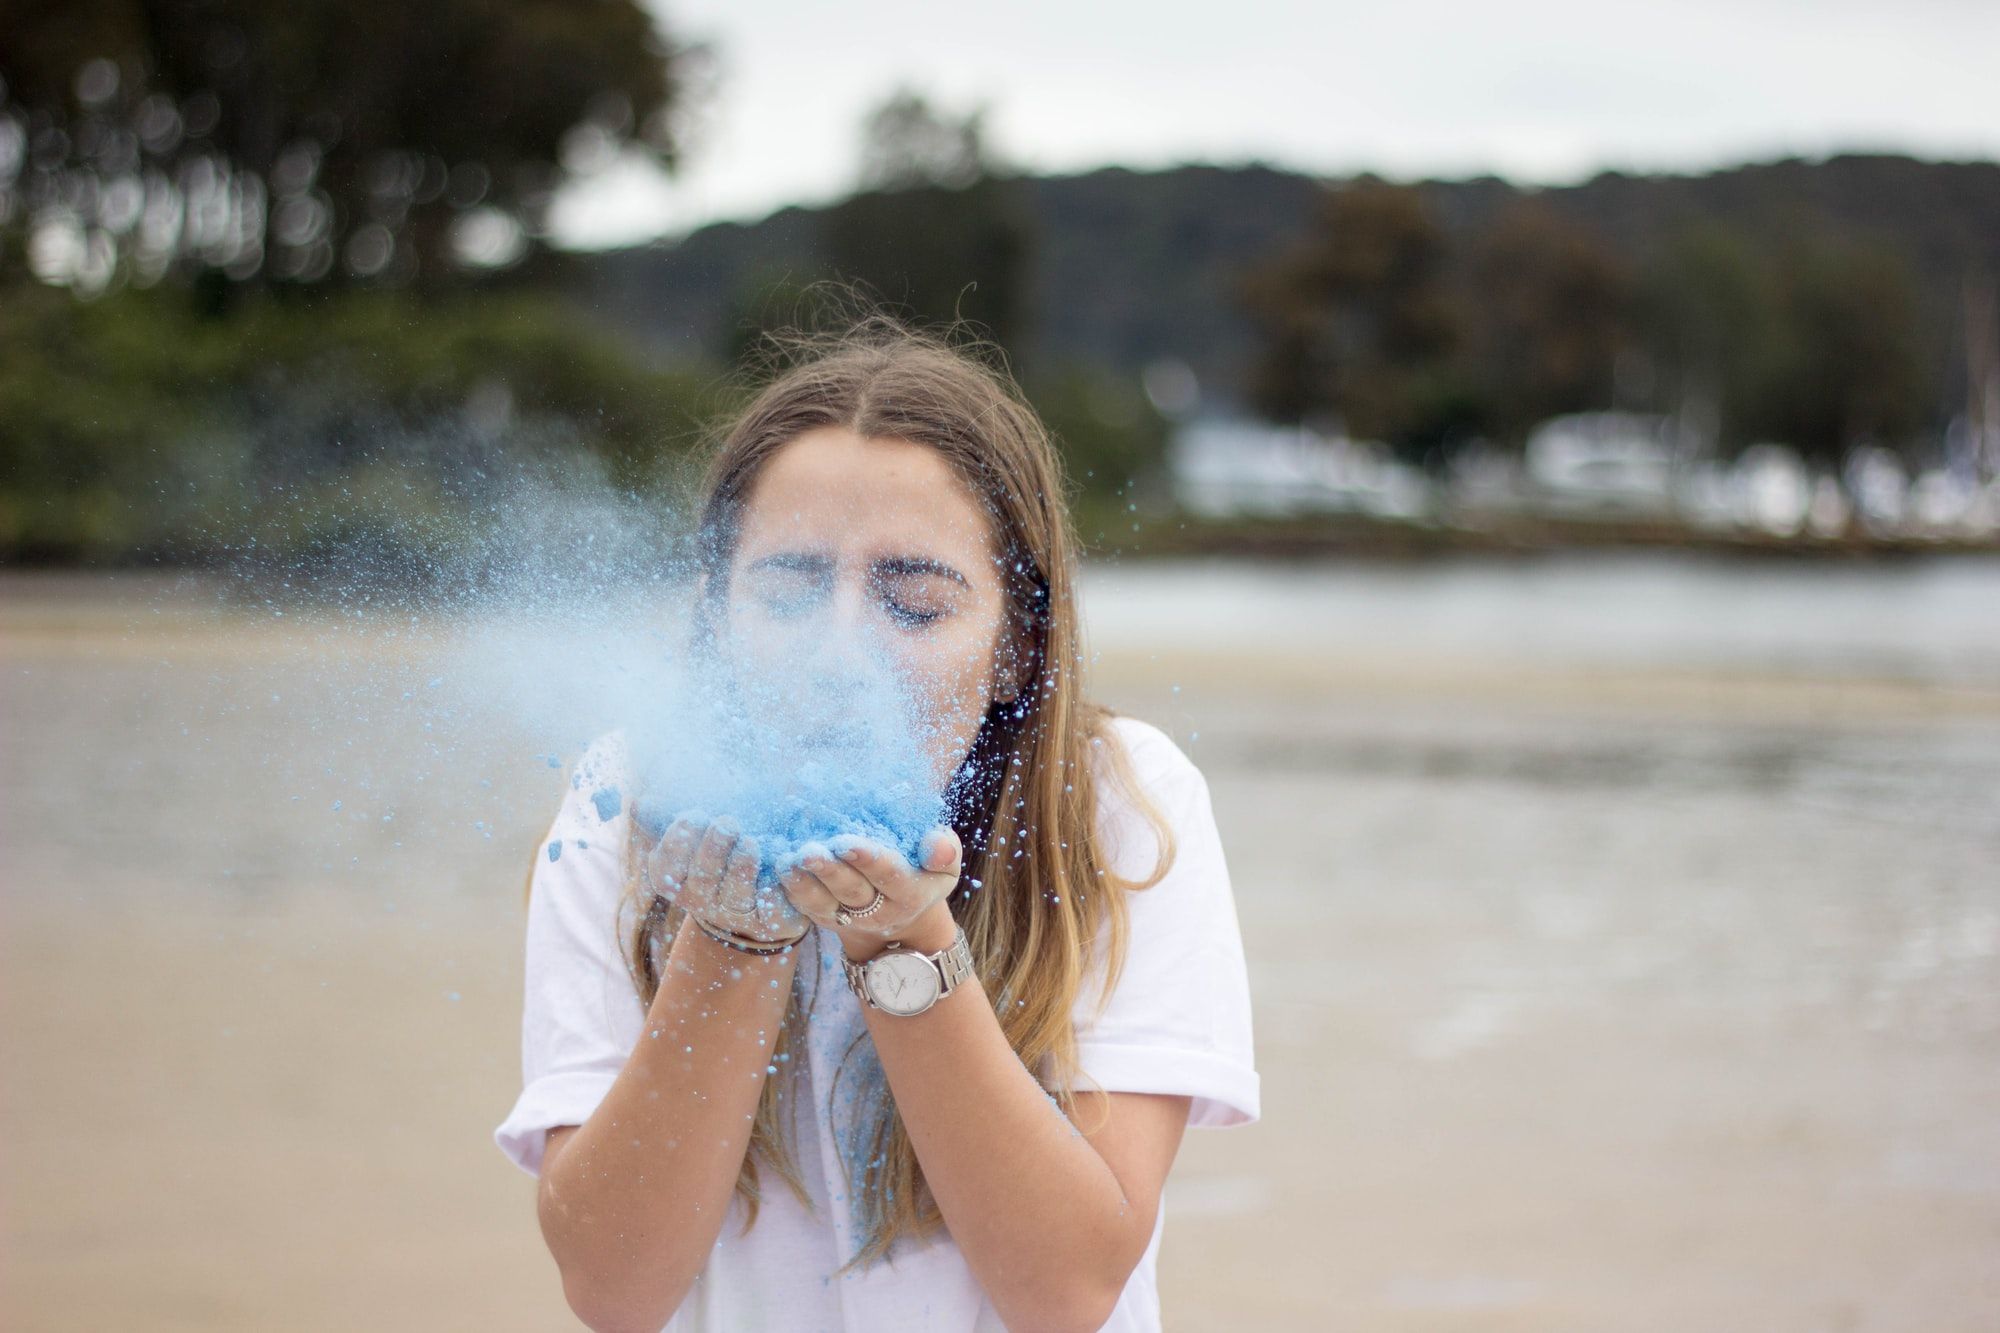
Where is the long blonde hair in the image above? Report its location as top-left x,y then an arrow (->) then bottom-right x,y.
596,303 -> 1176,1271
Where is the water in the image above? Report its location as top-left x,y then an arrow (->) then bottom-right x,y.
1080,550 -> 2000,688
4,554 -> 1998,1329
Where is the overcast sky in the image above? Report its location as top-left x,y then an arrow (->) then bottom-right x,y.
547,0 -> 1999,249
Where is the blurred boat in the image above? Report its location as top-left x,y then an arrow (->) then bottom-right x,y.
1168,415 -> 1432,519
1522,412 -> 1677,517
1728,442 -> 1812,537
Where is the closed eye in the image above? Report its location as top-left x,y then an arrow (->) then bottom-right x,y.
885,602 -> 945,628
746,565 -> 827,618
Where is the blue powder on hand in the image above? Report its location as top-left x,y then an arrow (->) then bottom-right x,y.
619,654 -> 951,890
632,769 -> 939,889
546,839 -> 562,862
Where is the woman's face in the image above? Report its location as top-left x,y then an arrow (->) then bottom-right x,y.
717,426 -> 1023,793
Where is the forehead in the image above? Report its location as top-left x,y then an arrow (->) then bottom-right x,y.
733,427 -> 999,569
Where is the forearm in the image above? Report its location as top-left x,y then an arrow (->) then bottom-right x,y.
538,926 -> 797,1332
860,941 -> 1142,1331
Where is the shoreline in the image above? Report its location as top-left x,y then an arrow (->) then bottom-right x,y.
5,567 -> 1997,1331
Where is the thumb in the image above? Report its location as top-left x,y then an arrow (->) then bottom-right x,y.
923,827 -> 962,873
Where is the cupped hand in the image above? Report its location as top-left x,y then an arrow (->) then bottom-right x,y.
779,827 -> 963,961
644,815 -> 807,946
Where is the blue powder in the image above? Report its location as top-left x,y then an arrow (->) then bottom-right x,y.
630,761 -> 939,890
619,655 -> 952,891
546,839 -> 562,862
589,785 -> 622,822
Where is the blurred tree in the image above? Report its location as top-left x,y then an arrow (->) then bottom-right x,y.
1459,198 -> 1632,446
1024,363 -> 1169,507
1755,236 -> 1931,466
1635,221 -> 1786,457
856,86 -> 991,192
1238,178 -> 1462,466
0,282 -> 714,560
0,0 -> 708,291
716,264 -> 825,378
1636,220 -> 1930,464
816,88 -> 1033,357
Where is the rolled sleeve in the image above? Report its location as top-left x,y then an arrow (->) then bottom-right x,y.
1070,719 -> 1261,1129
492,735 -> 646,1178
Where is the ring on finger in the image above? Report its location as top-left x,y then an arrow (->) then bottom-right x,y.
834,889 -> 888,927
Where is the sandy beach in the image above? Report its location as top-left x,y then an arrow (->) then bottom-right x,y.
4,562 -> 1998,1331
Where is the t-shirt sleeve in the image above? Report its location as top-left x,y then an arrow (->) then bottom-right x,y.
492,734 -> 647,1178
1069,719 -> 1261,1129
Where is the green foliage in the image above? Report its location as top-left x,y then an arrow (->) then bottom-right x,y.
1025,365 -> 1169,507
1637,221 -> 1933,463
711,273 -> 1167,516
1240,177 -> 1940,468
856,87 -> 997,193
0,0 -> 704,287
1458,198 -> 1633,445
816,177 -> 1036,362
0,281 -> 717,560
1239,178 -> 1462,453
1751,236 -> 1932,463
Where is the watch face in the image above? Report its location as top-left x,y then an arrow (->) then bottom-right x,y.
864,950 -> 942,1015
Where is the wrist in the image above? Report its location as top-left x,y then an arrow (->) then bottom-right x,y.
839,900 -> 958,963
677,915 -> 802,972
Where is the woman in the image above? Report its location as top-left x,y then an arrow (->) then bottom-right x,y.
493,312 -> 1259,1332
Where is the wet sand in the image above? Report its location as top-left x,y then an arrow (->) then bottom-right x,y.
4,569 -> 1998,1330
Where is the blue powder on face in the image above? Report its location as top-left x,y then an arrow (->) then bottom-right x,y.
546,839 -> 562,862
590,786 -> 622,822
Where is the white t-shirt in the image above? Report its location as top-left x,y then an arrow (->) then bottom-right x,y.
493,714 -> 1260,1332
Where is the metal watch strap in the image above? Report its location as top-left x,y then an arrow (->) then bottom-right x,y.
844,924 -> 973,1009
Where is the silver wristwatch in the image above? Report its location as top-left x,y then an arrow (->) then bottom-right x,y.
842,924 -> 974,1017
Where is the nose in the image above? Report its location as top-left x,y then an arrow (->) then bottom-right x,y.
805,577 -> 881,699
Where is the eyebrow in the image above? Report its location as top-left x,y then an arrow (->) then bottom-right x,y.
744,551 -> 970,589
874,555 -> 970,588
744,552 -> 829,575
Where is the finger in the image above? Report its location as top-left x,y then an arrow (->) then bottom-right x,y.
778,864 -> 842,926
719,834 -> 761,917
920,827 -> 963,876
754,886 -> 807,938
690,816 -> 741,892
831,834 -> 906,878
647,818 -> 702,900
800,842 -> 879,910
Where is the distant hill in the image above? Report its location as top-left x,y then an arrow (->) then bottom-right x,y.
552,154 -> 2000,414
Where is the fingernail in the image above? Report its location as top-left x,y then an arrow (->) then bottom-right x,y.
713,816 -> 739,837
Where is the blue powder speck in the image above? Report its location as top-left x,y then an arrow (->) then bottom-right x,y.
590,786 -> 621,821
546,840 -> 562,862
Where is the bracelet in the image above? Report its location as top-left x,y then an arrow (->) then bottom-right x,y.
687,912 -> 808,956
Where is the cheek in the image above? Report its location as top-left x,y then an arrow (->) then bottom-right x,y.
889,622 -> 1003,753
720,600 -> 811,669
914,611 -> 1002,683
